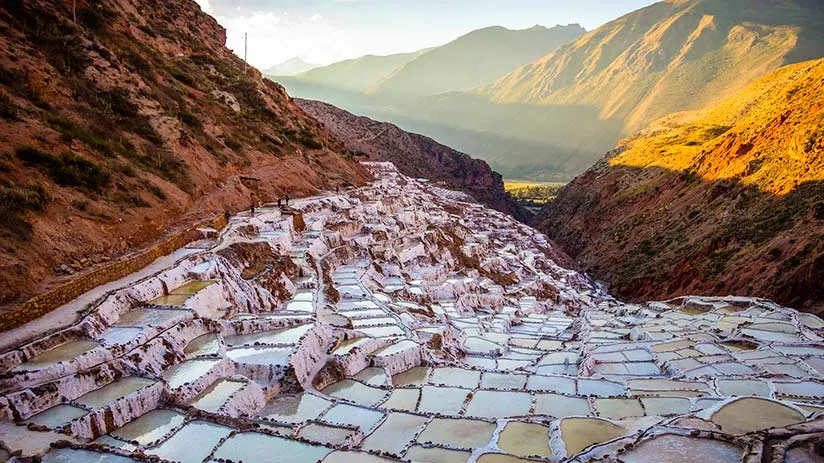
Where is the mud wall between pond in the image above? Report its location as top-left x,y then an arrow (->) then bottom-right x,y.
0,215 -> 228,333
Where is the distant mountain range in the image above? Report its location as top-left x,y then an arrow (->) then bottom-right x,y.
262,57 -> 320,76
365,25 -> 586,97
271,0 -> 824,181
288,50 -> 429,92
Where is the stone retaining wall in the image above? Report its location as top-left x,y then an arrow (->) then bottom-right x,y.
0,215 -> 228,332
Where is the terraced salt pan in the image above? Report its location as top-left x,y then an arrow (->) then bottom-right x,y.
110,409 -> 185,445
361,412 -> 428,455
707,397 -> 806,435
42,448 -> 137,462
331,337 -> 372,355
380,388 -> 420,411
405,445 -> 471,463
391,366 -> 430,386
619,434 -> 744,463
97,327 -> 143,346
27,404 -> 88,428
14,340 -> 99,370
465,390 -> 532,418
497,421 -> 551,458
224,324 -> 312,346
430,367 -> 480,387
259,394 -> 331,423
4,163 -> 824,463
227,346 -> 292,365
169,280 -> 215,295
321,403 -> 384,432
146,420 -> 232,462
115,308 -> 190,327
418,417 -> 496,449
161,359 -> 219,388
418,386 -> 470,414
297,422 -> 357,445
187,379 -> 244,412
353,367 -> 388,386
323,380 -> 388,406
75,377 -> 156,409
213,432 -> 331,463
559,417 -> 626,455
183,333 -> 220,357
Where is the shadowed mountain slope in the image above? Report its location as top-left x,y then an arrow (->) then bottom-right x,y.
538,58 -> 824,313
297,98 -> 530,222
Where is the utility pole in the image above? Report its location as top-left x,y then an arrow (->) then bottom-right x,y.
243,32 -> 248,75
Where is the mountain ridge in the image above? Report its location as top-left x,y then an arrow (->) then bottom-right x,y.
482,0 -> 824,134
366,24 -> 586,97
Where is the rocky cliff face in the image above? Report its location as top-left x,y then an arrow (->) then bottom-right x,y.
0,0 -> 369,307
538,58 -> 824,314
296,99 -> 530,222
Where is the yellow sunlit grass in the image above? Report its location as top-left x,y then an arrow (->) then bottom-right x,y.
610,58 -> 824,196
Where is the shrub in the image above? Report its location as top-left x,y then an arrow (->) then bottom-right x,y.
112,192 -> 150,208
679,170 -> 701,184
298,133 -> 323,150
146,183 -> 167,200
0,183 -> 47,239
50,153 -> 110,191
101,88 -> 140,118
170,68 -> 196,87
71,199 -> 88,211
0,93 -> 17,120
16,146 -> 110,193
178,110 -> 201,127
46,114 -> 128,157
224,137 -> 242,150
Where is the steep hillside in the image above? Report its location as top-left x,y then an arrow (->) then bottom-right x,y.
297,99 -> 530,222
0,0 -> 369,307
484,0 -> 824,134
369,25 -> 585,97
290,51 -> 426,93
539,58 -> 824,313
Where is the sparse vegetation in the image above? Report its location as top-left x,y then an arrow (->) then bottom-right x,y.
16,146 -> 111,193
297,133 -> 323,150
177,110 -> 202,127
112,192 -> 150,208
0,183 -> 47,239
0,93 -> 17,120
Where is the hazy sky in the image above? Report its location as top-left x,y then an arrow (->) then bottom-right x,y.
195,0 -> 658,69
